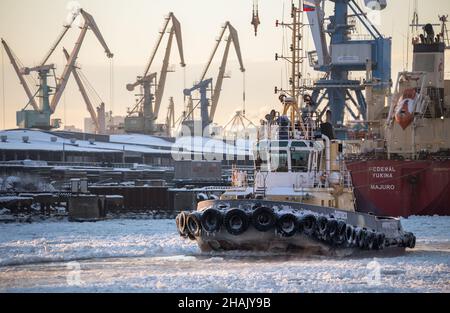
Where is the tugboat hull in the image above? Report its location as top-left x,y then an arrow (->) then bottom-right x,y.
176,200 -> 416,255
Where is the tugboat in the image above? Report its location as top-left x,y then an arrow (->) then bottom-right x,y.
176,109 -> 416,254
175,1 -> 417,254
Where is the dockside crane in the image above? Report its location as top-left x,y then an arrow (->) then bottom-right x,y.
182,22 -> 245,134
125,12 -> 185,135
1,9 -> 113,130
166,97 -> 176,134
63,48 -> 106,134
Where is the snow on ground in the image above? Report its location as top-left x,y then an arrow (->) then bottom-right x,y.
0,216 -> 449,292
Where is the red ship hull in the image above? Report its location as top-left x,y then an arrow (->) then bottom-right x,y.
346,159 -> 450,217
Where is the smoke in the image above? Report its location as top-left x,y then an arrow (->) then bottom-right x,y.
0,175 -> 56,192
65,1 -> 82,28
365,1 -> 383,26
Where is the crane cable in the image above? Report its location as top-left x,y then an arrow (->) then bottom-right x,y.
242,71 -> 246,115
1,45 -> 5,129
109,58 -> 114,121
78,69 -> 104,104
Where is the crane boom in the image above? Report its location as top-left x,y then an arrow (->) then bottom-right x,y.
40,11 -> 80,67
62,47 -> 100,132
50,9 -> 113,113
142,12 -> 185,78
210,38 -> 232,122
154,30 -> 174,119
197,22 -> 245,123
1,39 -> 40,112
80,10 -> 114,58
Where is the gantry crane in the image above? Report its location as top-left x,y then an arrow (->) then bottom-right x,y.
125,12 -> 185,135
182,21 -> 245,134
1,9 -> 113,130
63,48 -> 106,134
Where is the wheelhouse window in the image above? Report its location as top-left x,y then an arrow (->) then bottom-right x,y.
291,150 -> 310,172
270,150 -> 288,172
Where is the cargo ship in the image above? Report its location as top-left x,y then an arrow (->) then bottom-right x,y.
274,1 -> 450,217
345,18 -> 450,217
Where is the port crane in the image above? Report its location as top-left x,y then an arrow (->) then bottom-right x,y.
166,97 -> 176,132
1,9 -> 113,130
182,21 -> 245,134
125,12 -> 185,135
62,48 -> 106,134
275,0 -> 391,138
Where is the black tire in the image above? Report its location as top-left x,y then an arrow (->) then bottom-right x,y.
224,208 -> 249,236
325,219 -> 338,243
276,213 -> 298,237
365,231 -> 376,250
333,221 -> 347,245
200,208 -> 223,233
374,233 -> 385,250
186,212 -> 201,237
317,216 -> 328,239
345,224 -> 355,247
406,232 -> 416,248
301,215 -> 317,237
175,214 -> 182,235
177,211 -> 189,237
355,228 -> 367,249
252,206 -> 276,232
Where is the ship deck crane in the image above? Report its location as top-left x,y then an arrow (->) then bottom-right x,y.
1,9 -> 113,130
125,12 -> 185,135
182,22 -> 245,133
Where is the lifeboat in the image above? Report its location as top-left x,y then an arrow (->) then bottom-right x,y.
395,88 -> 416,130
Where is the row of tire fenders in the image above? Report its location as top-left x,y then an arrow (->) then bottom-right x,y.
176,206 -> 416,250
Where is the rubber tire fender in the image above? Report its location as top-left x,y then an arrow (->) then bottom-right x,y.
177,211 -> 189,237
364,231 -> 376,250
224,208 -> 250,236
186,212 -> 202,238
325,219 -> 338,243
252,206 -> 276,232
276,213 -> 298,237
300,214 -> 317,237
345,224 -> 355,247
333,221 -> 347,246
406,232 -> 416,248
374,232 -> 386,250
200,208 -> 223,233
317,216 -> 329,239
356,228 -> 367,249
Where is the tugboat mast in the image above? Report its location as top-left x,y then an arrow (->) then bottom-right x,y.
275,1 -> 309,137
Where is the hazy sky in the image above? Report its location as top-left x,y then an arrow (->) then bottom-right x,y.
1,0 -> 449,131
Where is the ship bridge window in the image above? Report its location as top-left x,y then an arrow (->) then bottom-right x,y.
270,150 -> 288,172
291,151 -> 310,172
255,149 -> 269,171
291,141 -> 307,147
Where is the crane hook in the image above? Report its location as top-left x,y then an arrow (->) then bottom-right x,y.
251,0 -> 261,36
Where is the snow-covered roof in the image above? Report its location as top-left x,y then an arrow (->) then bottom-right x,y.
0,129 -> 255,156
0,130 -> 169,154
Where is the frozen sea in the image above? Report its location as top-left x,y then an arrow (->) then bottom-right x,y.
0,216 -> 449,293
